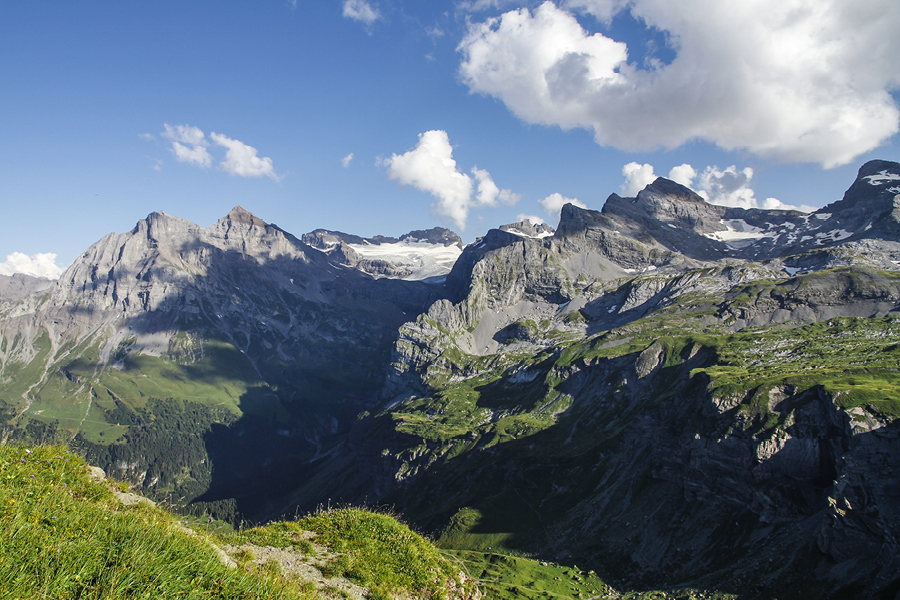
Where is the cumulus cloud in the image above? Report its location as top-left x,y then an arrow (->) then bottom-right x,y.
538,192 -> 587,221
695,165 -> 757,208
620,162 -> 657,196
0,252 -> 64,279
385,130 -> 474,229
384,130 -> 520,230
472,166 -> 521,206
667,163 -> 697,188
162,123 -> 212,168
517,213 -> 546,225
458,0 -> 900,167
458,0 -> 520,11
342,153 -> 354,168
693,165 -> 814,212
343,0 -> 380,26
159,124 -> 278,179
209,133 -> 278,179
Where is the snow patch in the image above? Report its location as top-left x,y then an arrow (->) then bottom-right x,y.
863,170 -> 900,185
704,219 -> 776,248
814,213 -> 831,220
814,229 -> 853,244
784,267 -> 802,276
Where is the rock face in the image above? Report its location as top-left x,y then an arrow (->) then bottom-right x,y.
3,161 -> 900,599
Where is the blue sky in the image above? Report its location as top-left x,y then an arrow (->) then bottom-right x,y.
2,0 -> 899,277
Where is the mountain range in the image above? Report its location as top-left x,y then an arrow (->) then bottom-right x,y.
3,160 -> 900,599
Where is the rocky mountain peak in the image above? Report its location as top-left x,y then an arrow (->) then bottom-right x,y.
399,227 -> 463,248
223,205 -> 268,228
605,177 -> 726,234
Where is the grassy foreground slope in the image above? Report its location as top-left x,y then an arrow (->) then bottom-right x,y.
0,444 -> 476,600
0,443 -> 740,600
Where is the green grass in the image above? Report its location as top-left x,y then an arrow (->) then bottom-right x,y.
442,549 -> 741,600
0,444 -> 478,600
445,550 -> 610,599
291,507 -> 470,600
0,444 -> 304,599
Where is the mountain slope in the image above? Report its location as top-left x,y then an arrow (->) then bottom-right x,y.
282,161 -> 900,599
2,161 -> 900,598
0,206 -> 438,516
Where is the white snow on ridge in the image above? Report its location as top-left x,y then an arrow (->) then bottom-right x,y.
814,213 -> 831,220
864,170 -> 900,185
348,239 -> 462,281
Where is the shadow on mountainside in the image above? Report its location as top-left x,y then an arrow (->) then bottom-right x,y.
295,342 -> 900,600
18,241 -> 446,521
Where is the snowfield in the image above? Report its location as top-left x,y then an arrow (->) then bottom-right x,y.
348,239 -> 462,281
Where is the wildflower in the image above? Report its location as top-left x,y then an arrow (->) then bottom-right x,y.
30,475 -> 35,479
26,449 -> 32,454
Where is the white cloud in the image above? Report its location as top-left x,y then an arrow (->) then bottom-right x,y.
695,165 -> 815,212
0,252 -> 64,279
162,123 -> 206,148
209,132 -> 278,179
667,164 -> 697,189
160,124 -> 278,179
538,192 -> 587,221
458,0 -> 900,167
385,130 -> 474,230
161,123 -> 212,168
472,166 -> 521,206
342,153 -> 354,168
138,133 -> 155,141
696,165 -> 757,208
516,213 -> 546,225
620,162 -> 657,196
343,0 -> 380,26
384,131 -> 520,230
457,0 -> 520,12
